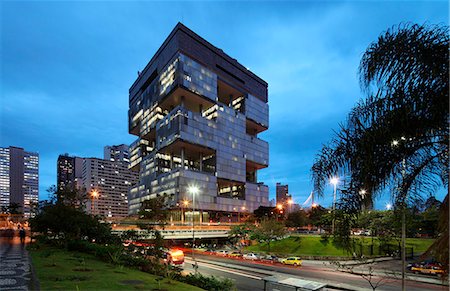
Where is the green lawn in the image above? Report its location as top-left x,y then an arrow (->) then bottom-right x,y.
245,235 -> 435,257
29,246 -> 203,291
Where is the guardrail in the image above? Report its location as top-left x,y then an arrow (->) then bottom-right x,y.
112,228 -> 229,240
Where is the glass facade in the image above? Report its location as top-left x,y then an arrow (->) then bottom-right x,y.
0,147 -> 39,217
128,34 -> 269,219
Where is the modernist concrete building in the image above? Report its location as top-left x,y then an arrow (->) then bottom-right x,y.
0,146 -> 39,217
128,23 -> 269,222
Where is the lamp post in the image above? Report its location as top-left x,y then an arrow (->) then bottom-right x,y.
330,177 -> 339,234
188,185 -> 199,272
241,206 -> 246,222
392,137 -> 407,291
276,204 -> 283,220
182,200 -> 189,225
287,198 -> 293,213
91,190 -> 99,215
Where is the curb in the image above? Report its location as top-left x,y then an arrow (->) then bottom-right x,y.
27,249 -> 41,291
337,268 -> 448,286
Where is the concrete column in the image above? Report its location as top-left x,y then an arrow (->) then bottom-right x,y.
199,104 -> 203,114
229,94 -> 233,107
170,152 -> 174,169
200,210 -> 203,224
199,153 -> 203,172
181,96 -> 185,107
181,147 -> 185,169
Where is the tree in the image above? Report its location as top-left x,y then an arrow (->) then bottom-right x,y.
253,206 -> 277,221
50,185 -> 88,208
4,202 -> 22,214
29,201 -> 116,246
138,194 -> 169,227
285,210 -> 309,227
311,23 -> 449,280
308,205 -> 331,230
250,219 -> 286,252
228,223 -> 256,245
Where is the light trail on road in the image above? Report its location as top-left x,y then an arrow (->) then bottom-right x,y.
184,253 -> 447,291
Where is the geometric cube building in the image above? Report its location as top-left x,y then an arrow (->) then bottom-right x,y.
128,23 -> 269,222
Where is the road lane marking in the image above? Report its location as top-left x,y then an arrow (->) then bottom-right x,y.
185,259 -> 263,280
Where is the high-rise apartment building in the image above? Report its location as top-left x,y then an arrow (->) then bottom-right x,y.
0,146 -> 39,217
82,158 -> 138,217
276,182 -> 291,206
128,23 -> 269,221
104,144 -> 130,163
57,154 -> 84,190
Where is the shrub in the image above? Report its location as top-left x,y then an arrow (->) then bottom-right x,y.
179,273 -> 234,291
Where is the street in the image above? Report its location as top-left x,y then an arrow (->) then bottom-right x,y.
183,253 -> 447,291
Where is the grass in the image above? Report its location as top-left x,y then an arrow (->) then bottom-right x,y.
29,245 -> 203,291
245,235 -> 435,257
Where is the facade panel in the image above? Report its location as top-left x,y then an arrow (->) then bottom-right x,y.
128,24 -> 269,221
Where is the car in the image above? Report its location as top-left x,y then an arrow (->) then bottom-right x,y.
411,264 -> 444,276
243,253 -> 259,260
228,251 -> 242,258
281,257 -> 302,266
216,250 -> 229,256
260,255 -> 279,263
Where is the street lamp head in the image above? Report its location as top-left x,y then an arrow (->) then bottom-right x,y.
188,185 -> 199,195
241,206 -> 246,211
183,200 -> 189,206
359,189 -> 367,198
391,140 -> 399,147
276,204 -> 283,210
311,203 -> 318,208
91,190 -> 99,198
287,199 -> 293,205
386,203 -> 392,210
330,177 -> 339,186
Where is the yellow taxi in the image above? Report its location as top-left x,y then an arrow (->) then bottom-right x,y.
228,251 -> 243,258
281,257 -> 302,266
411,265 -> 444,276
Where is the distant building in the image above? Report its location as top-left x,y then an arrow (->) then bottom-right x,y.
82,158 -> 138,218
0,146 -> 39,217
104,144 -> 130,163
57,154 -> 83,191
127,23 -> 270,221
276,182 -> 291,206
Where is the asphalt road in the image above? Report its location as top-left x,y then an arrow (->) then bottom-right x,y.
183,253 -> 447,291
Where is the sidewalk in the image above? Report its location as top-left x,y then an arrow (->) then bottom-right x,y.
0,236 -> 35,290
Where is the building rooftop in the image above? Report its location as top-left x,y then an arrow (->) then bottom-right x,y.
130,22 -> 268,102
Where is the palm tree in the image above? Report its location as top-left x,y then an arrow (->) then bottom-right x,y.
311,23 -> 449,286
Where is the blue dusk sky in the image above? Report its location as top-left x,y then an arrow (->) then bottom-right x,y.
1,1 -> 448,209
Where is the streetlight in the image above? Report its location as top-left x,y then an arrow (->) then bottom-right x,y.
188,185 -> 199,272
91,190 -> 99,215
287,198 -> 293,213
386,203 -> 392,210
181,200 -> 189,225
276,204 -> 283,220
392,136 -> 407,291
330,177 -> 339,234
